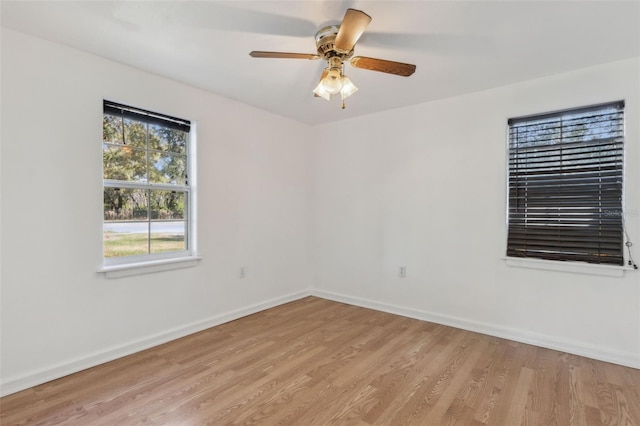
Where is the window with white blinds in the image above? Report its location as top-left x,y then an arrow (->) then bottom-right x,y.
507,101 -> 625,266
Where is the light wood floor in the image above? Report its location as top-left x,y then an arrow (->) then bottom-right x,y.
1,297 -> 639,425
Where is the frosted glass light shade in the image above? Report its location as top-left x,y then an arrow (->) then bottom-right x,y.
313,81 -> 331,100
321,68 -> 343,94
340,76 -> 358,99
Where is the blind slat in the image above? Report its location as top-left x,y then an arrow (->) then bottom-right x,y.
508,137 -> 623,154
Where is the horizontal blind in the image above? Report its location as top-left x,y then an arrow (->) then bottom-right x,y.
507,101 -> 624,265
103,101 -> 190,132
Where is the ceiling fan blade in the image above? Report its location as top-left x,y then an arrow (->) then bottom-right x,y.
249,51 -> 321,60
334,8 -> 372,54
350,56 -> 416,77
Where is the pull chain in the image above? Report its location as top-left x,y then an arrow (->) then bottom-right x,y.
622,211 -> 638,269
626,241 -> 638,269
341,63 -> 346,109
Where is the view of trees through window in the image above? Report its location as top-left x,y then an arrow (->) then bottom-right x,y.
103,103 -> 190,259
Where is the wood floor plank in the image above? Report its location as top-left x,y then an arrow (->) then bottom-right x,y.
416,336 -> 492,425
504,366 -> 534,425
373,329 -> 470,425
439,338 -> 503,424
2,297 -> 640,425
473,341 -> 526,424
464,337 -> 510,423
363,325 -> 450,423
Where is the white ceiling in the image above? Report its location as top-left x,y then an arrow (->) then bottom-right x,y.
2,1 -> 639,125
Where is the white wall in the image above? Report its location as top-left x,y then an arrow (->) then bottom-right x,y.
311,57 -> 640,368
0,29 -> 313,395
2,28 -> 639,397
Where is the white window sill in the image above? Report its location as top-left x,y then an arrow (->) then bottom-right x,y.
99,256 -> 202,279
503,257 -> 636,277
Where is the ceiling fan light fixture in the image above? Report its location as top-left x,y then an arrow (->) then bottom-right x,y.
313,81 -> 331,101
321,68 -> 343,94
340,75 -> 358,99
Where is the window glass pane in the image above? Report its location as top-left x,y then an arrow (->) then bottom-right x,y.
103,188 -> 149,257
103,114 -> 123,144
150,190 -> 186,254
149,190 -> 185,220
104,223 -> 150,258
150,221 -> 186,254
123,118 -> 147,148
104,187 -> 149,221
103,145 -> 148,182
149,124 -> 187,154
149,152 -> 186,184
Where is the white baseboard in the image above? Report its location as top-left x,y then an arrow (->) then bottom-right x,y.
0,289 -> 312,397
311,289 -> 640,370
3,288 -> 637,397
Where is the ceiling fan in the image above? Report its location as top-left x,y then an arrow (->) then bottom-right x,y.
249,9 -> 416,109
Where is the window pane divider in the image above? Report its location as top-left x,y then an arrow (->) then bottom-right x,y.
104,180 -> 189,191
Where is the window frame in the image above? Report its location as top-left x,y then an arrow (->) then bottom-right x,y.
101,100 -> 197,271
505,101 -> 626,268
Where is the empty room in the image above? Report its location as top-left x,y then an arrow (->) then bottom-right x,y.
1,1 -> 639,424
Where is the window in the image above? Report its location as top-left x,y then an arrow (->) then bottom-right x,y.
507,101 -> 624,266
102,101 -> 193,265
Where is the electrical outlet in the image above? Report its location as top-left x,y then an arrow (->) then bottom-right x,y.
240,267 -> 246,278
399,266 -> 406,278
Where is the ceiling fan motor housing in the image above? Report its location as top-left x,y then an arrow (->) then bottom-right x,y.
315,25 -> 354,60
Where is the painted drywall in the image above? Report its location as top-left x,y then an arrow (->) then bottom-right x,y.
311,57 -> 640,368
0,29 -> 313,395
2,27 -> 639,397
